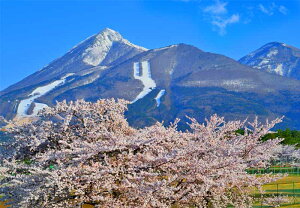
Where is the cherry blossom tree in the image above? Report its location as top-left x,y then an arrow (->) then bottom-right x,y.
0,99 -> 284,208
274,144 -> 300,166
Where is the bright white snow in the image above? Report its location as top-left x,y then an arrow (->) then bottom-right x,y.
133,62 -> 140,77
132,61 -> 156,103
258,59 -> 270,66
154,90 -> 166,107
17,74 -> 72,117
274,64 -> 284,76
32,103 -> 49,116
82,28 -> 147,66
29,80 -> 65,96
266,49 -> 278,57
183,79 -> 256,91
61,73 -> 75,79
153,45 -> 177,51
17,95 -> 40,117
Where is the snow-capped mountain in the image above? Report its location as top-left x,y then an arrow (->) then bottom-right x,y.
1,28 -> 147,94
239,42 -> 300,80
1,29 -> 300,130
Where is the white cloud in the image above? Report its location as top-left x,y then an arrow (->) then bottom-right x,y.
259,4 -> 273,15
278,5 -> 288,15
203,0 -> 239,35
212,14 -> 240,35
258,3 -> 288,16
199,1 -> 288,35
204,0 -> 227,15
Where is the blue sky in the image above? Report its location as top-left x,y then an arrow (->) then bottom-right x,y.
0,0 -> 299,90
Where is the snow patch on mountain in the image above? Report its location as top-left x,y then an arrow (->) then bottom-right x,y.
221,79 -> 256,89
79,73 -> 101,86
267,49 -> 278,57
132,61 -> 156,103
82,28 -> 147,66
239,42 -> 300,80
17,96 -> 39,117
154,90 -> 166,107
274,64 -> 283,76
82,31 -> 117,66
258,59 -> 270,67
153,45 -> 177,51
183,79 -> 257,91
79,66 -> 107,76
32,103 -> 49,116
17,74 -> 73,117
62,73 -> 75,79
29,77 -> 69,97
122,38 -> 147,51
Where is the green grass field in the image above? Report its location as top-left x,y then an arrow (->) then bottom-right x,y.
252,175 -> 300,208
247,166 -> 300,175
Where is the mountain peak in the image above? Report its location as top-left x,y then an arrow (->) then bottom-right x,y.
239,42 -> 300,79
0,28 -> 148,93
256,42 -> 284,52
94,28 -> 123,41
260,42 -> 299,51
79,28 -> 147,66
101,27 -> 119,34
266,41 -> 283,46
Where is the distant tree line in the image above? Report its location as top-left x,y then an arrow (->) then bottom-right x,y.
262,129 -> 300,147
236,128 -> 300,147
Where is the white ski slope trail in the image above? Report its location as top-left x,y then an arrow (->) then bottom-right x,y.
17,74 -> 73,117
132,61 -> 156,103
154,89 -> 166,107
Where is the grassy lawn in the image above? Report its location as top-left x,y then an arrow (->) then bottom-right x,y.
252,175 -> 300,207
268,175 -> 300,184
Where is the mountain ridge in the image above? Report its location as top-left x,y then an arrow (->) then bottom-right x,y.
1,29 -> 300,130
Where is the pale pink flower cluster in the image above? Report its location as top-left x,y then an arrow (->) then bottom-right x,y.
0,99 -> 284,207
274,144 -> 300,166
262,196 -> 291,207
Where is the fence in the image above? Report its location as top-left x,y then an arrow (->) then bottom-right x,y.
247,166 -> 300,175
253,182 -> 300,207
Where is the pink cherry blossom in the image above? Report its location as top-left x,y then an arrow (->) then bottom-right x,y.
0,99 -> 285,208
